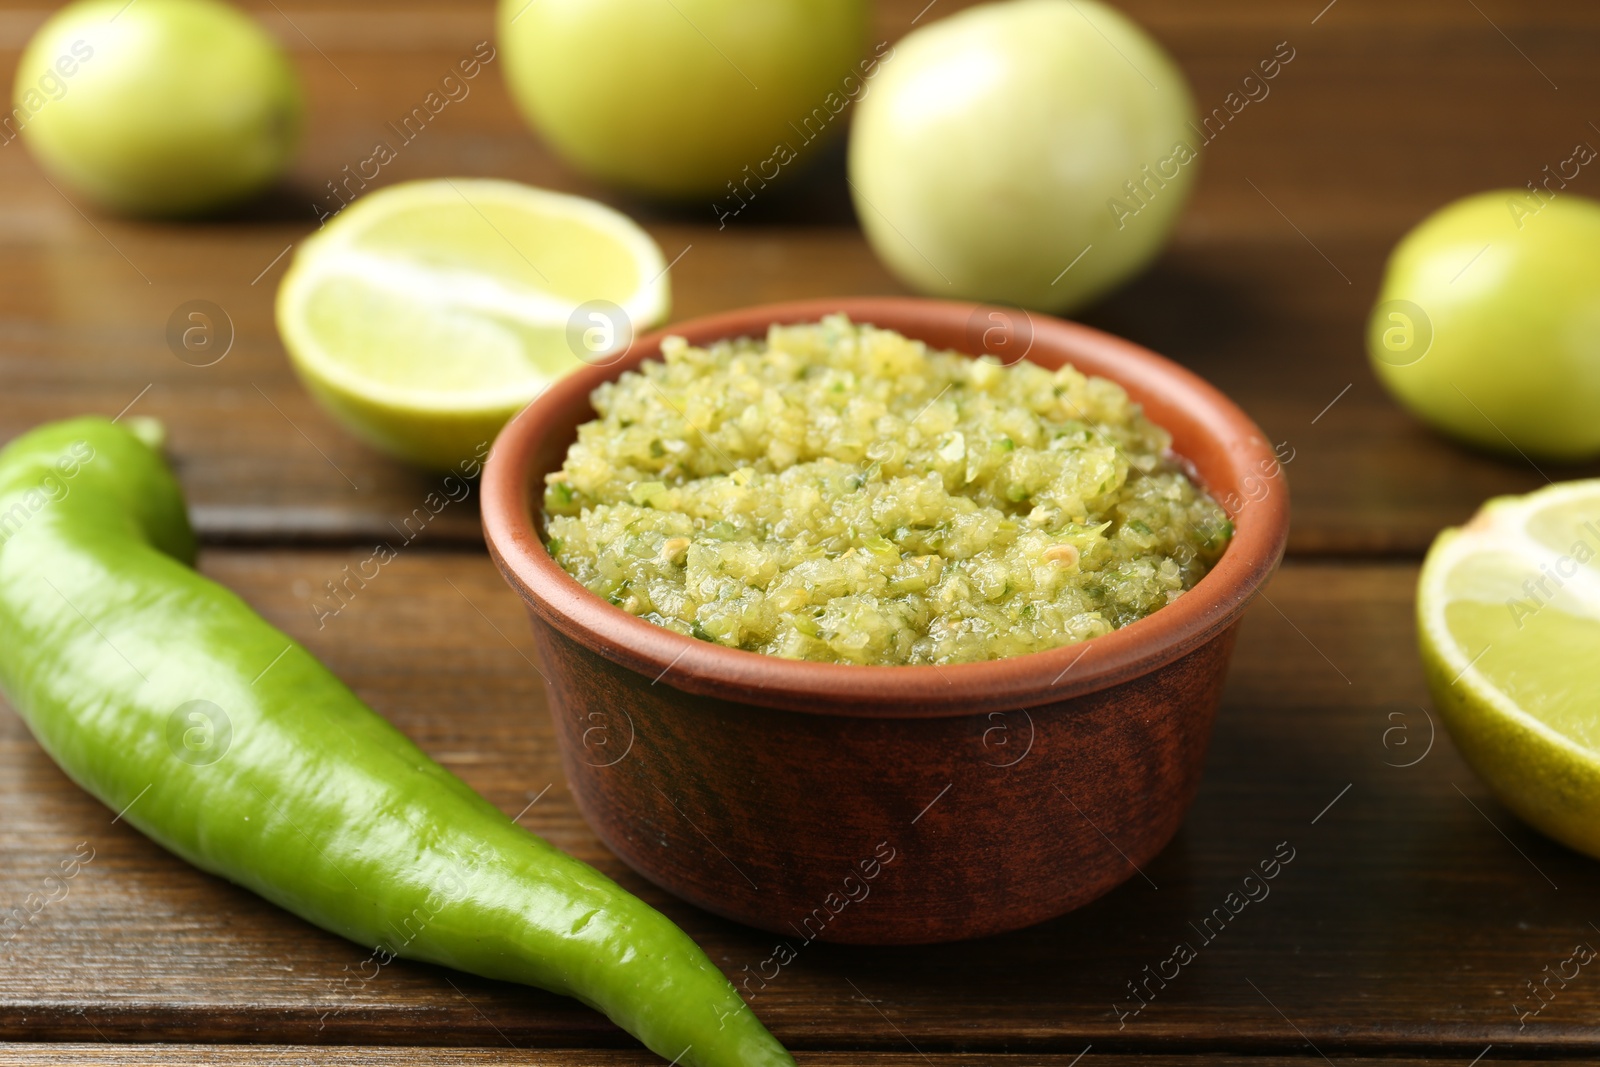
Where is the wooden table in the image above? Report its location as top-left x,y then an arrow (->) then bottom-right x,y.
4,1 -> 1600,1063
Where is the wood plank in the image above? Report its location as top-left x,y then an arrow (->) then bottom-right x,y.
0,1050 -> 1551,1067
0,1051 -> 1549,1067
0,3 -> 1597,553
3,551 -> 1597,1054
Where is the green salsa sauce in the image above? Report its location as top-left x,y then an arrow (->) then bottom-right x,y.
544,315 -> 1231,666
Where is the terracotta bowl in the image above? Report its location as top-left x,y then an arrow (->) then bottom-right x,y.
482,298 -> 1288,945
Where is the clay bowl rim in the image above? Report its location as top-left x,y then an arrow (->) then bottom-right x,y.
481,296 -> 1288,719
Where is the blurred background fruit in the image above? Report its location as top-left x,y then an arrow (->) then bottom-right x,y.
1369,191 -> 1600,462
848,0 -> 1198,314
15,0 -> 304,217
276,179 -> 669,470
497,0 -> 870,200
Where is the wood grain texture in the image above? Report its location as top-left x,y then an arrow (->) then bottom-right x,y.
5,2 -> 1600,1063
0,1051 -> 1559,1067
0,2 -> 1595,552
4,553 -> 1599,1055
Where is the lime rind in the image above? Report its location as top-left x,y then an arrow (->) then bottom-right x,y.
301,178 -> 663,262
1419,479 -> 1600,857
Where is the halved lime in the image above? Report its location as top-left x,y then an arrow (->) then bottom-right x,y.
276,178 -> 669,469
1419,480 -> 1600,856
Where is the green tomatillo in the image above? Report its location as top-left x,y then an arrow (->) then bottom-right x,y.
497,0 -> 869,200
848,0 -> 1199,313
13,0 -> 304,217
1369,189 -> 1600,462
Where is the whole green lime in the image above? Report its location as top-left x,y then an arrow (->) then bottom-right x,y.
497,0 -> 869,200
15,0 -> 304,216
1369,191 -> 1600,462
848,0 -> 1199,313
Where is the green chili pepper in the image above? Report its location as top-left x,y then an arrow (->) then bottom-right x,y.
0,417 -> 791,1067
